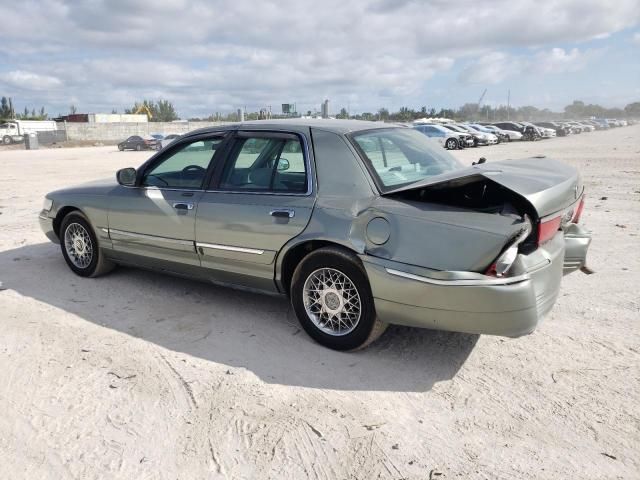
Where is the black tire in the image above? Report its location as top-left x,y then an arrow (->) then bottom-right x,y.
445,138 -> 458,150
290,246 -> 387,351
60,211 -> 115,278
135,144 -> 142,151
118,144 -> 124,151
2,136 -> 12,145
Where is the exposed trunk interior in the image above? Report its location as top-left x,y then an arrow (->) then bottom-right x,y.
387,175 -> 539,252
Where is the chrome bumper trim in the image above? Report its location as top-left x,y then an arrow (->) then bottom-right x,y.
385,268 -> 534,287
196,242 -> 264,255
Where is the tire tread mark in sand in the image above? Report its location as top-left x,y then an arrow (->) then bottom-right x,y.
158,353 -> 197,408
208,439 -> 224,475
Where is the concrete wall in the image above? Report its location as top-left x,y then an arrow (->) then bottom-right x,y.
64,121 -> 231,141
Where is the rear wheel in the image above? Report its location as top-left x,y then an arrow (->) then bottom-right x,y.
135,144 -> 142,151
60,211 -> 115,277
291,247 -> 387,351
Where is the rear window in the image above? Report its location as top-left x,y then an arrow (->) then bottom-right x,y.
350,128 -> 463,191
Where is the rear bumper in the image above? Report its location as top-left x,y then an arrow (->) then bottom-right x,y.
562,223 -> 591,274
361,232 -> 573,337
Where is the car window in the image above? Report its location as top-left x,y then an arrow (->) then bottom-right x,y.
351,128 -> 462,190
220,135 -> 307,193
142,137 -> 223,189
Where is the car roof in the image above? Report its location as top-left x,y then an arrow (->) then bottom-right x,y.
184,119 -> 399,137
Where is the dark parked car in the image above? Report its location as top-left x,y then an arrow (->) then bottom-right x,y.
440,124 -> 476,147
39,120 -> 591,351
118,135 -> 160,151
493,122 -> 540,141
535,122 -> 570,137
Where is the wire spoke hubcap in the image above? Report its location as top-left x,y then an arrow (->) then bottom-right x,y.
64,223 -> 93,269
302,267 -> 362,336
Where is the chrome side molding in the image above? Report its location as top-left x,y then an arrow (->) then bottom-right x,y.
109,228 -> 194,246
196,242 -> 264,255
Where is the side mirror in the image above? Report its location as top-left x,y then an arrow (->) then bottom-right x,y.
472,157 -> 487,166
116,167 -> 137,186
277,158 -> 290,171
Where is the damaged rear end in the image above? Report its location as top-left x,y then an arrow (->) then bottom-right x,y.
357,155 -> 591,337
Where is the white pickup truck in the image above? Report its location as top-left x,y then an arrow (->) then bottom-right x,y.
0,120 -> 58,144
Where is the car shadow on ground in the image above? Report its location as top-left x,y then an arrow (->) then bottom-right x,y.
0,242 -> 479,392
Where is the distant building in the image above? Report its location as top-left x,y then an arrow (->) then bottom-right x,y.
321,99 -> 329,119
55,113 -> 148,123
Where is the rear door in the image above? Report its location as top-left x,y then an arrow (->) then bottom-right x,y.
195,130 -> 315,291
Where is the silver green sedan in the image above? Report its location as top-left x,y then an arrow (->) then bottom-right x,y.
39,120 -> 591,350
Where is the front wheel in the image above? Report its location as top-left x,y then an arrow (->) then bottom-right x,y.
60,211 -> 115,277
2,136 -> 12,145
291,247 -> 387,351
135,144 -> 142,151
445,138 -> 458,150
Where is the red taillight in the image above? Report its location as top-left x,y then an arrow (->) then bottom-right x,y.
573,196 -> 585,223
538,216 -> 562,245
485,262 -> 497,276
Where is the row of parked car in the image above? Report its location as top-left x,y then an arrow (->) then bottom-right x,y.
413,118 -> 633,150
117,117 -> 633,153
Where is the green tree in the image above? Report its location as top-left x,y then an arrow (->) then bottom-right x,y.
624,102 -> 640,117
564,100 -> 585,118
336,107 -> 349,119
0,97 -> 10,118
155,99 -> 178,122
126,99 -> 178,122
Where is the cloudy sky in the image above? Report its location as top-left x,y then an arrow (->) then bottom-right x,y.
1,0 -> 639,118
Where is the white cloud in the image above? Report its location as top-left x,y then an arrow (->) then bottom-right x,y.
458,46 -> 600,85
3,71 -> 63,90
532,47 -> 602,74
458,52 -> 524,85
633,32 -> 640,45
0,0 -> 638,114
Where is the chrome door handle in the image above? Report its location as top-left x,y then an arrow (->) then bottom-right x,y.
270,209 -> 295,218
173,202 -> 194,210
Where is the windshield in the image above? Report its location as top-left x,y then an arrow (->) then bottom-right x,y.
350,128 -> 463,191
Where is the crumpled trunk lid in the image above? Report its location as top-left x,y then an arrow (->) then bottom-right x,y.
384,157 -> 583,219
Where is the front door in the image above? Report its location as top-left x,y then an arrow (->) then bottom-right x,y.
195,130 -> 315,292
108,134 -> 226,270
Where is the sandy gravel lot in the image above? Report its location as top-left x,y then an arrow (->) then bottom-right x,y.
0,126 -> 639,479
